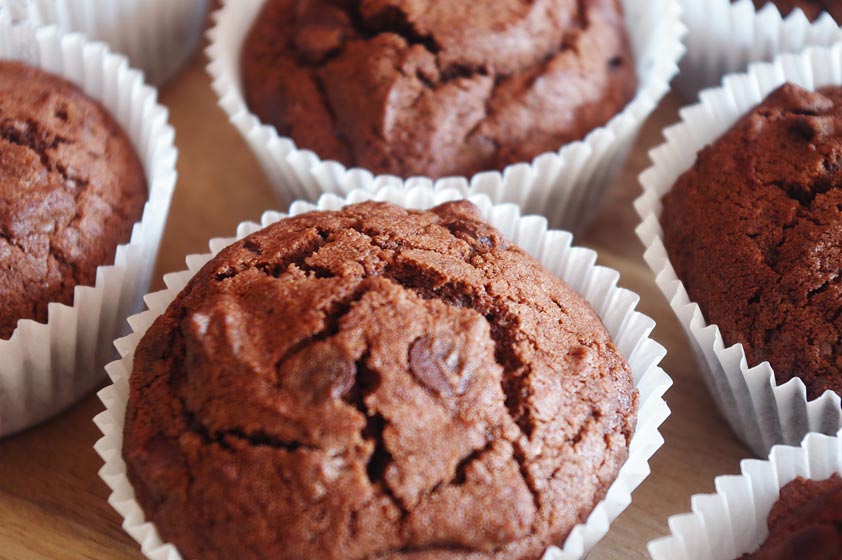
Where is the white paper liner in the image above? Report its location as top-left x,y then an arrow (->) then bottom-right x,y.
204,0 -> 685,232
636,45 -> 842,457
0,21 -> 177,437
676,0 -> 842,99
0,0 -> 209,85
649,427 -> 842,559
94,185 -> 672,560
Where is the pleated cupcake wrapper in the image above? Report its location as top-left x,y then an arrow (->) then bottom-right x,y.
676,0 -> 842,99
636,45 -> 842,458
649,427 -> 842,559
0,21 -> 177,437
0,0 -> 209,85
204,0 -> 685,232
94,185 -> 672,560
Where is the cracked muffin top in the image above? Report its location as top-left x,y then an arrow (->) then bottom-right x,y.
741,475 -> 842,559
0,61 -> 147,340
123,200 -> 637,559
240,0 -> 637,179
748,0 -> 842,22
661,83 -> 842,400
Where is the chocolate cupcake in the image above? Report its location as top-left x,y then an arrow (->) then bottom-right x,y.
0,60 -> 147,340
741,475 -> 842,559
638,47 -> 842,453
0,20 -> 176,438
240,0 -> 637,179
208,0 -> 684,230
122,200 -> 638,559
661,83 -> 842,401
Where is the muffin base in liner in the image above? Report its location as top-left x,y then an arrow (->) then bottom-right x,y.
204,0 -> 685,232
0,0 -> 209,85
649,427 -> 842,559
94,185 -> 672,560
636,45 -> 842,457
0,21 -> 177,437
677,0 -> 842,99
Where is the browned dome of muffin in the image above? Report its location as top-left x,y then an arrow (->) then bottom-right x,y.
123,200 -> 637,559
661,83 -> 842,400
741,475 -> 842,559
748,0 -> 842,22
241,0 -> 637,179
0,61 -> 147,340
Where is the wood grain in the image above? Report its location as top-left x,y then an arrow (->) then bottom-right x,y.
0,57 -> 754,560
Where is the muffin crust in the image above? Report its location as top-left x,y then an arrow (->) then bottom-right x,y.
0,61 -> 147,339
124,200 -> 637,559
241,0 -> 637,179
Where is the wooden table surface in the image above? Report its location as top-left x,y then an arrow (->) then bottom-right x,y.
0,55 -> 754,560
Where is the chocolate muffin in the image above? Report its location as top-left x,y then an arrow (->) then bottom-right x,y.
748,0 -> 842,22
123,200 -> 637,559
0,61 -> 147,339
661,83 -> 842,400
241,0 -> 637,179
741,474 -> 842,559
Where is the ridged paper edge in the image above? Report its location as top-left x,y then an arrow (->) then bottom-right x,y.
0,0 -> 209,85
677,0 -> 842,98
648,428 -> 842,559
